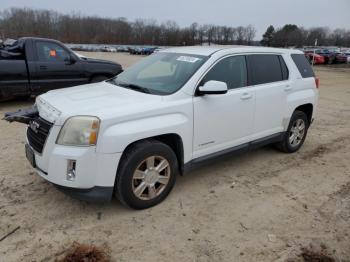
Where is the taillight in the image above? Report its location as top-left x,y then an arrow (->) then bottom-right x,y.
315,77 -> 320,89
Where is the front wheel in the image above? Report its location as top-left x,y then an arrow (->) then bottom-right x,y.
276,110 -> 309,153
115,140 -> 178,209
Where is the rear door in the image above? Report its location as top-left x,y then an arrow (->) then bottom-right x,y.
247,54 -> 290,140
31,40 -> 86,93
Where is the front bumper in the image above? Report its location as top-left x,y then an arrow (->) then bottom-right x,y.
31,145 -> 121,202
27,124 -> 122,202
53,184 -> 114,203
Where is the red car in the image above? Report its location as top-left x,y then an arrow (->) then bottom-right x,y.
304,52 -> 325,64
315,50 -> 347,64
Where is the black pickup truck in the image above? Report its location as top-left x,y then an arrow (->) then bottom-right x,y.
0,37 -> 123,101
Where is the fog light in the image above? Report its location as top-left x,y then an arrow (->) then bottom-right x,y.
66,160 -> 76,181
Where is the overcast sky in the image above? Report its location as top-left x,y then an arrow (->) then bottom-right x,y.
1,0 -> 349,39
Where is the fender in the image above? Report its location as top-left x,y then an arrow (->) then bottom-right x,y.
283,88 -> 317,130
97,113 -> 192,161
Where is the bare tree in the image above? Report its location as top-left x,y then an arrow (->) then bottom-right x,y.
189,22 -> 198,45
236,26 -> 245,45
1,8 -> 349,47
244,25 -> 256,45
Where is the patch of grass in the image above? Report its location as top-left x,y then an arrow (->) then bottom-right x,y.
300,246 -> 335,262
58,242 -> 111,262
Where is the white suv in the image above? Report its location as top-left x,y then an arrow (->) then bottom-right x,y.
6,46 -> 319,209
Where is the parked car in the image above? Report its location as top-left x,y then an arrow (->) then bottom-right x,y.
333,52 -> 348,63
128,47 -> 139,54
153,47 -> 164,53
141,47 -> 157,55
129,46 -> 154,55
5,46 -> 319,209
315,49 -> 347,64
117,46 -> 129,52
70,45 -> 85,51
344,51 -> 350,63
314,49 -> 333,64
101,46 -> 117,52
0,37 -> 123,101
305,52 -> 325,64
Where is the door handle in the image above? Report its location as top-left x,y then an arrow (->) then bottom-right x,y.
240,93 -> 253,100
39,65 -> 47,70
284,85 -> 292,91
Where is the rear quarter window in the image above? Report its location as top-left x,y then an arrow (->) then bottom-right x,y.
291,54 -> 315,78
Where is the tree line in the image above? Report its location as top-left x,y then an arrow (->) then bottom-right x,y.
261,24 -> 350,47
0,8 -> 256,46
0,8 -> 349,47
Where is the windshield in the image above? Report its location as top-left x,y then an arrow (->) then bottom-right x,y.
108,52 -> 208,95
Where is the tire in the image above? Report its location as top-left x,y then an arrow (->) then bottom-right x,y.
90,75 -> 109,83
276,110 -> 309,153
115,140 -> 178,209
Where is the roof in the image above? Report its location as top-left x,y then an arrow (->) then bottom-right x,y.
161,45 -> 303,56
18,37 -> 64,44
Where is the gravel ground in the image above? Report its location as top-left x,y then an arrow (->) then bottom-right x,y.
0,52 -> 350,261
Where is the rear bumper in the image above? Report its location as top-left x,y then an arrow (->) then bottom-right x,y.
54,184 -> 114,203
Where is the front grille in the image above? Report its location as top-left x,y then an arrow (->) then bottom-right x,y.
27,117 -> 53,153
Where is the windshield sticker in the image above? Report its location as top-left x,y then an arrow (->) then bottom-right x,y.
176,56 -> 201,63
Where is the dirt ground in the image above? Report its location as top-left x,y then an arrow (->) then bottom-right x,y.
0,52 -> 350,262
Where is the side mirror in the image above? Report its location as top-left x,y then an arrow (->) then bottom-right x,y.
198,80 -> 228,95
65,55 -> 77,65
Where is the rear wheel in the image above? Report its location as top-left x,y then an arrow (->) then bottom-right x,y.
115,140 -> 178,209
276,110 -> 309,153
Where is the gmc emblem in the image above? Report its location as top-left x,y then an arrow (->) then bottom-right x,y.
29,120 -> 40,133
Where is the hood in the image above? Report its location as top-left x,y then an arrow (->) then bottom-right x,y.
37,81 -> 163,125
83,57 -> 120,66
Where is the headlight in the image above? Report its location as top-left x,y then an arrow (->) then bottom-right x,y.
57,116 -> 100,146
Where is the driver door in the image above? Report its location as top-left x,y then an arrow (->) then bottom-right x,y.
193,55 -> 255,159
31,40 -> 86,93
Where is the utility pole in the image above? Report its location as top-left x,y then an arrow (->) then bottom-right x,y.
312,38 -> 318,66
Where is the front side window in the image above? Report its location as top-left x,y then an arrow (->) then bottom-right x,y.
109,52 -> 208,95
35,41 -> 70,62
201,55 -> 247,89
247,54 -> 284,85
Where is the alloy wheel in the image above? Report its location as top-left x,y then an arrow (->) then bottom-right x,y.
289,118 -> 306,147
132,156 -> 171,200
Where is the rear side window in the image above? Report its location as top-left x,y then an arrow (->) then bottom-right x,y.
247,55 -> 284,85
291,54 -> 315,78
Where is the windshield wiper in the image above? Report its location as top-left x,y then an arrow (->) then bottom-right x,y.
122,83 -> 151,94
109,80 -> 151,94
